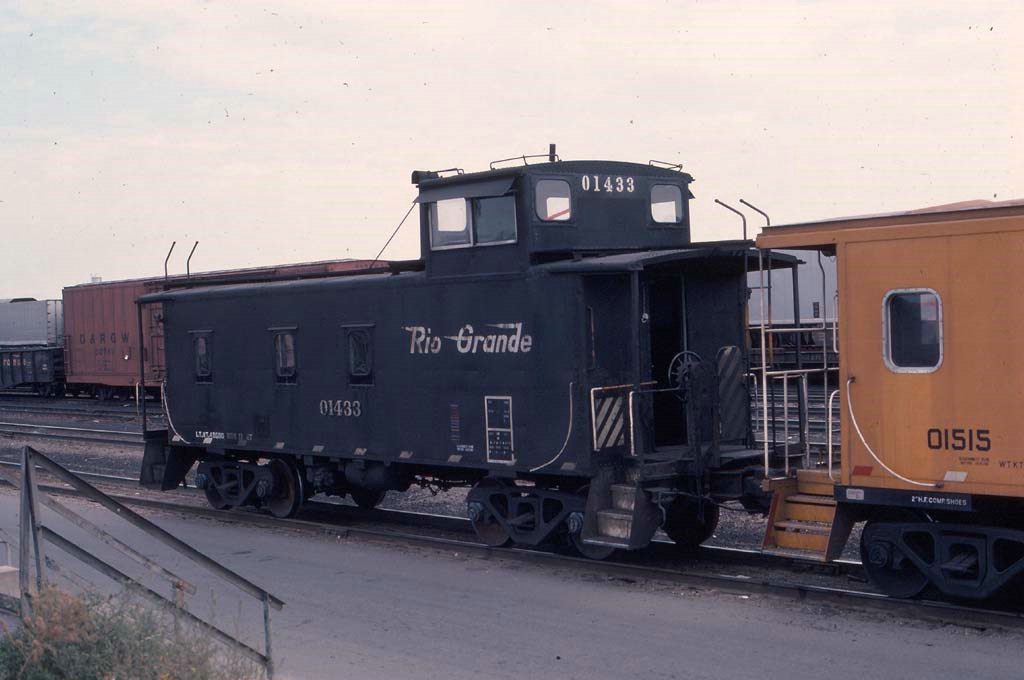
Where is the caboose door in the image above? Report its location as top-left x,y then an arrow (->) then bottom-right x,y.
583,274 -> 634,454
645,273 -> 687,448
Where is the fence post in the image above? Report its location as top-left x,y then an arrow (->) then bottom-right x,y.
19,447 -> 31,618
25,450 -> 46,593
263,592 -> 274,679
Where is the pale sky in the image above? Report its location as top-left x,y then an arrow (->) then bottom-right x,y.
2,1 -> 1021,299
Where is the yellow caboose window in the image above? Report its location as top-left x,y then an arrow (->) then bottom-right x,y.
883,289 -> 942,373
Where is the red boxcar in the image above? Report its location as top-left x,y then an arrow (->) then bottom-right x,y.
63,259 -> 380,397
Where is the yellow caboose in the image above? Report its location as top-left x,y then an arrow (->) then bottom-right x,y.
756,199 -> 1024,600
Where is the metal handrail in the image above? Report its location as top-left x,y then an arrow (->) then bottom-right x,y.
590,381 -> 656,453
827,389 -> 840,481
755,366 -> 837,377
769,373 -> 811,474
753,246 -> 840,479
783,378 -> 790,475
758,250 -> 771,476
833,292 -> 840,354
749,323 -> 829,334
627,384 -> 684,457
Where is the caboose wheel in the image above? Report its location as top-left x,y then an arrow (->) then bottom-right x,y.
860,521 -> 929,599
267,459 -> 304,519
663,497 -> 719,553
350,488 -> 386,510
467,479 -> 512,547
204,484 -> 230,510
471,509 -> 511,547
570,532 -> 617,560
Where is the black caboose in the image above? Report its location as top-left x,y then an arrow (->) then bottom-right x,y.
140,157 -> 786,556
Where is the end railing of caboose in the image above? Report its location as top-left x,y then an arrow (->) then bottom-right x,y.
589,381 -> 658,458
754,248 -> 840,480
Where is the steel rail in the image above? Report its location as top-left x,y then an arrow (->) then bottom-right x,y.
0,459 -> 149,485
0,404 -> 161,420
0,423 -> 143,447
0,422 -> 141,436
0,432 -> 142,447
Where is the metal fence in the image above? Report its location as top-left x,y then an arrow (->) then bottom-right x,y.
14,445 -> 283,678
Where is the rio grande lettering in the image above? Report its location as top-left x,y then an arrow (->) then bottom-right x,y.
403,323 -> 533,355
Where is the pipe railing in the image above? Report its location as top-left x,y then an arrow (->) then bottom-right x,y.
749,323 -> 828,334
766,372 -> 811,474
627,384 -> 684,457
827,389 -> 840,481
754,361 -> 839,477
589,382 -> 656,453
758,250 -> 771,479
754,242 -> 842,479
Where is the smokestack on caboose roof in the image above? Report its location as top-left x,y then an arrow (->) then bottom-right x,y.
548,143 -> 557,162
411,170 -> 439,185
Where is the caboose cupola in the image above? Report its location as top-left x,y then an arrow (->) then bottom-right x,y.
413,158 -> 695,276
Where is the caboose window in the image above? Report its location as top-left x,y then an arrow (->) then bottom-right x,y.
347,327 -> 373,385
651,184 -> 683,224
193,334 -> 212,383
883,289 -> 943,373
274,332 -> 297,383
474,195 -> 517,244
429,198 -> 471,248
536,179 -> 571,221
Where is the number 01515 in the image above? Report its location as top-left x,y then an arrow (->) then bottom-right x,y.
927,427 -> 990,452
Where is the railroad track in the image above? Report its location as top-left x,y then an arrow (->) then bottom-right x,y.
1,459 -> 1020,630
0,457 -> 853,572
0,422 -> 144,447
0,396 -> 162,422
0,404 -> 150,420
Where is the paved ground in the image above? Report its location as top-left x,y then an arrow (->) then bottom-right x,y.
0,488 -> 1020,680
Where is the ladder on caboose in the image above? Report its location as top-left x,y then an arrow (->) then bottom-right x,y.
761,469 -> 852,560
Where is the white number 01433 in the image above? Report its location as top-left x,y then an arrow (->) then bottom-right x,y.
581,175 -> 635,193
320,399 -> 361,417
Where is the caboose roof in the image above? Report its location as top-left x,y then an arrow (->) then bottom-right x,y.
757,199 -> 1024,250
138,269 -> 410,303
539,242 -> 797,273
413,160 -> 694,191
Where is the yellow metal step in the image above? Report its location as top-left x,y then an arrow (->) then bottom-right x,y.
783,501 -> 836,523
786,493 -> 836,506
774,527 -> 829,553
762,547 -> 829,563
796,469 -> 835,496
773,520 -> 830,534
